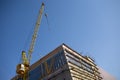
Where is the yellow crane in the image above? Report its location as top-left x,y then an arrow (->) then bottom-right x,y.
16,2 -> 45,80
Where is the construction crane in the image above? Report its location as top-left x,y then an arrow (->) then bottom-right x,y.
16,2 -> 45,80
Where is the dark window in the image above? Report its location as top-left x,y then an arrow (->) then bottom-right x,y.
17,78 -> 23,80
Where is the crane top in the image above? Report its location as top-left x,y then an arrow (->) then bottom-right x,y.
42,2 -> 45,6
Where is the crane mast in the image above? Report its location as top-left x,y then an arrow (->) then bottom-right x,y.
16,2 -> 45,80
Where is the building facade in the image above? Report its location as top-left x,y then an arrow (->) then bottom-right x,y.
12,43 -> 102,80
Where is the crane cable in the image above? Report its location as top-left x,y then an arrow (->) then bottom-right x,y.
45,13 -> 51,31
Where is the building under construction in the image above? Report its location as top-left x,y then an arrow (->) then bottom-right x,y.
12,43 -> 102,80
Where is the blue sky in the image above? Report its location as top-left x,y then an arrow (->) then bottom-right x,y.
0,0 -> 120,80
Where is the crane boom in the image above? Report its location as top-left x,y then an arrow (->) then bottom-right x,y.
28,3 -> 44,64
16,3 -> 45,80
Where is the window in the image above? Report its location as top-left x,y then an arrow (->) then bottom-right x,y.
17,78 -> 23,80
29,50 -> 66,79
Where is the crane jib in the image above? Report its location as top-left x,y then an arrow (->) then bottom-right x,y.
28,3 -> 44,64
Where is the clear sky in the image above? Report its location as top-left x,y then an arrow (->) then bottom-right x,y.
0,0 -> 120,80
